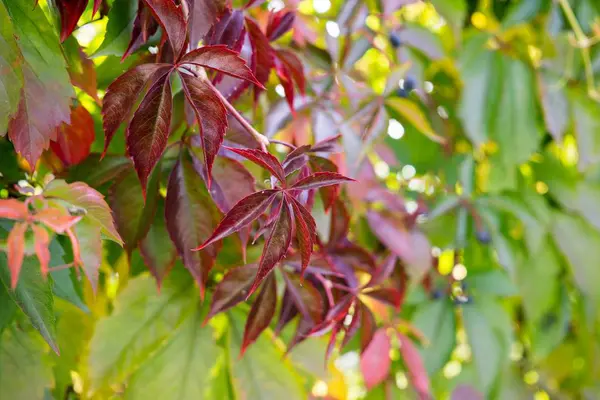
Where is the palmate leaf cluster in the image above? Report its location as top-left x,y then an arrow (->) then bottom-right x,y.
1,0 -> 600,399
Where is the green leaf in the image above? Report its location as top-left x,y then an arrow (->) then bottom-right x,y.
49,239 -> 87,312
537,71 -> 568,142
0,1 -> 23,135
228,309 -> 305,400
570,89 -> 600,171
552,212 -> 600,305
430,0 -> 466,33
411,299 -> 456,375
0,253 -> 58,354
126,308 -> 225,399
0,281 -> 16,334
465,270 -> 518,298
93,0 -> 138,58
88,270 -> 195,390
73,218 -> 102,291
0,329 -> 53,400
385,98 -> 441,143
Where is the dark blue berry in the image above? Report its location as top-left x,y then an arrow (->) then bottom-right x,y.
389,32 -> 402,48
403,77 -> 415,92
396,88 -> 409,98
432,290 -> 444,300
476,229 -> 492,244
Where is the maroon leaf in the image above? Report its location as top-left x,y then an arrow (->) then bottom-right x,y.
291,172 -> 355,191
276,49 -> 305,93
165,150 -> 222,298
205,9 -> 245,51
9,67 -> 71,168
140,199 -> 177,289
206,264 -> 259,320
241,273 -> 277,354
0,199 -> 28,220
142,0 -> 187,58
224,146 -> 286,184
179,45 -> 263,87
266,10 -> 295,41
102,64 -> 171,154
178,72 -> 227,184
245,17 -> 274,100
7,222 -> 27,288
359,303 -> 376,352
208,156 -> 256,213
124,3 -> 159,60
51,105 -> 95,166
275,290 -> 298,334
288,195 -> 315,275
363,287 -> 404,309
360,328 -> 391,390
126,74 -> 172,193
248,199 -> 293,295
282,272 -> 324,323
328,198 -> 350,245
31,225 -> 50,277
398,332 -> 431,398
194,189 -> 278,250
56,0 -> 88,42
187,0 -> 230,49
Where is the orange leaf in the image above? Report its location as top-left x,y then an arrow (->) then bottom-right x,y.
34,208 -> 81,233
31,224 -> 50,277
0,199 -> 28,220
7,222 -> 28,288
50,105 -> 95,166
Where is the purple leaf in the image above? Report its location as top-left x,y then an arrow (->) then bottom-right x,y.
224,146 -> 287,184
291,172 -> 355,191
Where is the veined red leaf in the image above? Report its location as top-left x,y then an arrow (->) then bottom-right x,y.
140,199 -> 177,288
224,146 -> 286,184
282,272 -> 324,324
31,225 -> 50,277
206,264 -> 259,320
398,332 -> 431,398
248,199 -> 293,295
165,150 -> 221,297
205,9 -> 245,52
245,17 -> 274,100
274,57 -> 295,112
0,199 -> 28,220
241,273 -> 277,355
266,10 -> 295,41
187,0 -> 230,49
179,45 -> 263,87
142,0 -> 187,58
51,105 -> 95,166
291,172 -> 355,191
194,189 -> 278,250
360,329 -> 391,390
33,208 -> 81,233
275,49 -> 305,94
127,74 -> 172,193
7,222 -> 28,288
43,180 -> 122,244
287,195 -> 315,275
102,64 -> 172,154
178,72 -> 227,184
56,0 -> 88,42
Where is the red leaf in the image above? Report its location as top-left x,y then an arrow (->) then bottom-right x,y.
187,0 -> 230,49
142,0 -> 187,58
241,273 -> 277,354
287,195 -> 315,275
69,219 -> 102,291
276,49 -> 305,94
328,198 -> 350,244
224,146 -> 286,184
123,4 -> 159,60
51,105 -> 95,166
208,156 -> 256,213
140,199 -> 177,289
367,210 -> 432,282
179,45 -> 263,87
165,151 -> 222,298
56,0 -> 87,42
367,254 -> 398,288
127,74 -> 172,193
364,287 -> 404,309
206,264 -> 259,320
93,0 -> 102,15
282,272 -> 324,323
248,198 -> 293,295
66,41 -> 99,102
7,222 -> 28,288
31,225 -> 50,277
360,329 -> 391,390
194,189 -> 278,250
102,64 -> 172,154
274,57 -> 295,112
266,10 -> 295,41
0,199 -> 28,220
205,9 -> 245,52
33,208 -> 81,233
9,68 -> 71,168
359,303 -> 376,352
397,332 -> 431,398
245,17 -> 274,100
178,72 -> 227,184
291,172 -> 355,191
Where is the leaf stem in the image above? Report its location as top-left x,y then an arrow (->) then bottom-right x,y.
207,81 -> 270,151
